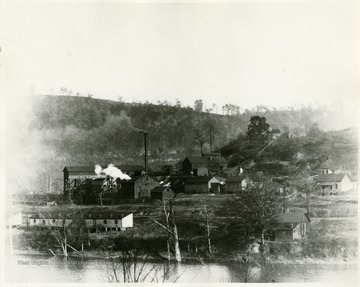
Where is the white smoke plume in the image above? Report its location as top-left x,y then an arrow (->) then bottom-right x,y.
95,164 -> 102,175
94,164 -> 131,180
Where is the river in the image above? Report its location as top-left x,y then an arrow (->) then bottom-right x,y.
4,253 -> 358,283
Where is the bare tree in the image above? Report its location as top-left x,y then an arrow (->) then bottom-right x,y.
154,199 -> 182,262
202,205 -> 212,254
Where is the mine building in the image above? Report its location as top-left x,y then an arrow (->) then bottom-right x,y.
119,175 -> 159,200
63,165 -> 145,204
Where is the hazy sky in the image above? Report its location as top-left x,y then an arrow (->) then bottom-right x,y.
2,1 -> 359,111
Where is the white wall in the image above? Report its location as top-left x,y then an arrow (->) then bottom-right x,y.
122,213 -> 133,228
208,177 -> 221,189
340,175 -> 352,191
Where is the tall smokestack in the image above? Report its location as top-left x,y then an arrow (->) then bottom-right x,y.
144,132 -> 148,174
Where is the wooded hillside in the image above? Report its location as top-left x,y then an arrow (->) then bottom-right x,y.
6,95 -> 357,193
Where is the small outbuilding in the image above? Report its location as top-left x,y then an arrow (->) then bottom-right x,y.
224,175 -> 248,193
274,212 -> 310,241
150,186 -> 175,201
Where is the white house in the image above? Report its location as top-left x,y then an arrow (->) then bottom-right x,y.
316,174 -> 353,194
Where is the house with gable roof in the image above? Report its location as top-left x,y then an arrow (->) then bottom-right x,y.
150,186 -> 175,201
182,157 -> 209,176
316,173 -> 352,194
223,175 -> 249,193
184,176 -> 221,193
274,212 -> 311,241
119,174 -> 159,199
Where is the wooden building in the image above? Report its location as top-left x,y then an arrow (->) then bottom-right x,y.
150,186 -> 175,201
184,176 -> 221,193
274,212 -> 310,241
182,157 -> 209,176
182,154 -> 228,175
224,175 -> 248,193
316,174 -> 352,194
27,211 -> 133,232
119,175 -> 159,199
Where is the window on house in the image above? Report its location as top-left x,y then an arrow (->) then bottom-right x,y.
43,219 -> 46,223
52,219 -> 56,223
114,220 -> 118,224
104,220 -> 107,224
33,219 -> 36,223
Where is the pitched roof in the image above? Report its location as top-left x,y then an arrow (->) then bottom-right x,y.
225,175 -> 246,183
320,160 -> 332,169
278,212 -> 310,223
185,176 -> 217,184
316,174 -> 346,183
185,157 -> 209,164
151,186 -> 173,193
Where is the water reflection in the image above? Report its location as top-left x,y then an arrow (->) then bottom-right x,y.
5,254 -> 358,283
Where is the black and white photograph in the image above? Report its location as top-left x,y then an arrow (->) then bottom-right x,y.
1,0 -> 359,284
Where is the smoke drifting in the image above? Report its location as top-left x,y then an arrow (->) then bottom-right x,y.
108,111 -> 147,134
94,164 -> 131,180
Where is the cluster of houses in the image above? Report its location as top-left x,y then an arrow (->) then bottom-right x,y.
63,155 -> 357,204
63,155 -> 252,203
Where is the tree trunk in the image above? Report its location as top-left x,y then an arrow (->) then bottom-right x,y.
163,203 -> 171,262
169,200 -> 181,262
204,205 -> 212,254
